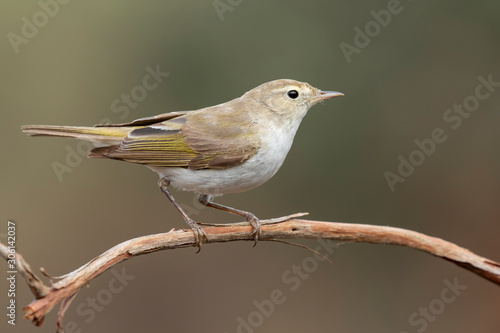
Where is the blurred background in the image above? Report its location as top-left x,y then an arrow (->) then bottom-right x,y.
1,1 -> 499,332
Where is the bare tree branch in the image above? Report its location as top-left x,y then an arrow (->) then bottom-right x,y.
0,242 -> 50,300
1,218 -> 499,332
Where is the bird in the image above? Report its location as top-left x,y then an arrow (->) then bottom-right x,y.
22,79 -> 343,249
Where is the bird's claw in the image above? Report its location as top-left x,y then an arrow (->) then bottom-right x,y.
185,218 -> 208,253
246,214 -> 262,247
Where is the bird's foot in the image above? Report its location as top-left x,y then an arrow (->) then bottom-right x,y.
244,213 -> 261,246
184,217 -> 209,253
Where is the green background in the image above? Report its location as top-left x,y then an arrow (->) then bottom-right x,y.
1,1 -> 499,332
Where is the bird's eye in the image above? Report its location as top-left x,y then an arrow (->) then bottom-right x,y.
287,90 -> 299,99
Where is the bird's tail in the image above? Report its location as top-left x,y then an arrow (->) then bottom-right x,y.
21,125 -> 132,146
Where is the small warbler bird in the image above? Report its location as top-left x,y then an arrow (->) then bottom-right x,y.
22,79 -> 343,248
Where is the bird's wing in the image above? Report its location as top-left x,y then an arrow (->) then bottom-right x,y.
89,113 -> 260,170
94,111 -> 189,127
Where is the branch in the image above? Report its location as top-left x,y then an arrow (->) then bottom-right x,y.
2,217 -> 499,332
0,242 -> 50,300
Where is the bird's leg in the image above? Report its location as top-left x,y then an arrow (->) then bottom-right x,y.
198,194 -> 261,246
158,178 -> 207,251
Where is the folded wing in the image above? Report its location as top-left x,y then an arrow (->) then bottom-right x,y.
90,113 -> 259,170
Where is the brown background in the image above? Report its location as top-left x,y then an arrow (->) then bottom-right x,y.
1,1 -> 499,332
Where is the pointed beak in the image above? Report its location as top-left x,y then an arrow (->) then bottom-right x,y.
316,90 -> 344,101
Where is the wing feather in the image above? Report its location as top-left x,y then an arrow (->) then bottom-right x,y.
89,112 -> 259,170
94,111 -> 188,127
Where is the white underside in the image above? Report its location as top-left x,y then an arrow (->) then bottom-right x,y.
148,116 -> 304,196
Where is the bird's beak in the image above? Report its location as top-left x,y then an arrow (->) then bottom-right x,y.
316,90 -> 344,101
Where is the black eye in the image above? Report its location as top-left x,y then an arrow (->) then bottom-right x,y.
287,90 -> 299,99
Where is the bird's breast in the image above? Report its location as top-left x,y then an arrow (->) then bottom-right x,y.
152,118 -> 302,196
